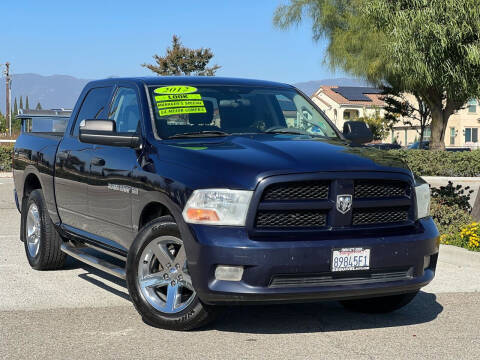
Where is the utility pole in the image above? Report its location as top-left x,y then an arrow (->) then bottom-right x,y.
4,62 -> 12,136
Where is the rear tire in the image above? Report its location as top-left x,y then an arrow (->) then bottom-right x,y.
126,216 -> 217,330
340,291 -> 418,313
22,189 -> 66,270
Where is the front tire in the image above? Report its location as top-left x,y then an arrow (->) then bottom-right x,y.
340,291 -> 419,313
126,216 -> 217,330
22,189 -> 66,270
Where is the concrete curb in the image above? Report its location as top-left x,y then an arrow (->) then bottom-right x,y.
0,172 -> 12,178
439,244 -> 480,267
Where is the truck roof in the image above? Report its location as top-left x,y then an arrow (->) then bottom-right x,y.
85,76 -> 294,89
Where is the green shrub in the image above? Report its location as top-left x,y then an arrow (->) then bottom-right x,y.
431,181 -> 474,212
431,198 -> 473,235
388,149 -> 480,177
0,144 -> 14,172
430,181 -> 474,248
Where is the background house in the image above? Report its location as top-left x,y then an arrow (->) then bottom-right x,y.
311,85 -> 480,149
311,86 -> 385,128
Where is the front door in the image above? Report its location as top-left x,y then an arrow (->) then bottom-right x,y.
86,86 -> 143,249
55,86 -> 114,231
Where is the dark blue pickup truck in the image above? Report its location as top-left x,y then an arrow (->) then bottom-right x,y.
13,77 -> 439,330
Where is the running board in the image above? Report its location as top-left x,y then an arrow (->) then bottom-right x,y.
60,243 -> 126,280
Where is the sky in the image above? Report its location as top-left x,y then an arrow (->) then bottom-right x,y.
3,0 -> 347,84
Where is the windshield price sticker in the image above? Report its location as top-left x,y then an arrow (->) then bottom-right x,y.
157,100 -> 205,109
158,106 -> 206,116
154,86 -> 198,94
154,86 -> 207,117
155,94 -> 202,101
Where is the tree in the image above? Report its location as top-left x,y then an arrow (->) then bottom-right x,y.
25,96 -> 30,110
142,35 -> 221,76
35,102 -> 42,110
19,96 -> 23,110
383,89 -> 431,144
355,108 -> 390,141
274,0 -> 480,149
0,111 -> 5,133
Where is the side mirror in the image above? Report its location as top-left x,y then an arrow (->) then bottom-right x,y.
79,119 -> 141,148
342,121 -> 373,144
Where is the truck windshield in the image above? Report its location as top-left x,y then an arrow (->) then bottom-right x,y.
148,85 -> 339,139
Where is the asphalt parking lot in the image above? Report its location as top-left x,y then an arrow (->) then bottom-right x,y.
0,177 -> 479,360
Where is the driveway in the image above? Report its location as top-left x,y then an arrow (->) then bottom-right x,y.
0,177 -> 479,360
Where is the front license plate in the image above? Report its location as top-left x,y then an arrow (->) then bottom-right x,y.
332,248 -> 370,272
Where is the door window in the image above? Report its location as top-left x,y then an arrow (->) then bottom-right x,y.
73,86 -> 113,135
108,88 -> 141,133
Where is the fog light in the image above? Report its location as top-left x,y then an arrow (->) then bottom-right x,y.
423,255 -> 431,270
214,265 -> 244,281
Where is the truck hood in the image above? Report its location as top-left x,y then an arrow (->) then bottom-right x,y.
158,134 -> 411,189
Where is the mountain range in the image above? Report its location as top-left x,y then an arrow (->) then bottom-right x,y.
0,74 -> 369,112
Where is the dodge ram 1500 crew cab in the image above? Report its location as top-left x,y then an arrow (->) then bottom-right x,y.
13,77 -> 439,330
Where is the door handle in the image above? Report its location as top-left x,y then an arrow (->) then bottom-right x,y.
91,157 -> 105,166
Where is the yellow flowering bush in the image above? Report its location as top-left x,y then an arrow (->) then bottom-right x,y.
459,223 -> 480,251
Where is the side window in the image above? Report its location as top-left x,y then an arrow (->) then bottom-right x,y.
73,86 -> 113,135
275,94 -> 298,128
108,87 -> 141,133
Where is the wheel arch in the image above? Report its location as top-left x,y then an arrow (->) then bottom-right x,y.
133,191 -> 193,249
138,201 -> 172,230
23,172 -> 42,198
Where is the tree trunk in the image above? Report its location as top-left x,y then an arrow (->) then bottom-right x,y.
430,106 -> 447,150
472,190 -> 480,221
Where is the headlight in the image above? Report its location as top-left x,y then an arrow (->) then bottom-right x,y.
182,189 -> 253,226
415,182 -> 431,219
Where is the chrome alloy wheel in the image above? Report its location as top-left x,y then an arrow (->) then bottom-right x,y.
26,203 -> 41,258
137,236 -> 196,314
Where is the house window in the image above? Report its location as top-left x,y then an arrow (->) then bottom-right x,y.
450,127 -> 455,145
465,127 -> 479,143
423,127 -> 431,141
468,99 -> 477,113
343,109 -> 359,120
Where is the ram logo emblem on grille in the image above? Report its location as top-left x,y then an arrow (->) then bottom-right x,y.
336,194 -> 352,214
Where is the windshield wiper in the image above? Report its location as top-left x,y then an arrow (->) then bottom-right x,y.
264,128 -> 308,135
263,128 -> 331,139
168,130 -> 230,139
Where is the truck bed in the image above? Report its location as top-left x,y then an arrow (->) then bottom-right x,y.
13,132 -> 62,219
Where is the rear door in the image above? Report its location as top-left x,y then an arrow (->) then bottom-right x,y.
55,86 -> 114,231
86,85 -> 143,249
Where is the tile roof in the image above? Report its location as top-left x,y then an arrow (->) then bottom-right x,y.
314,86 -> 385,107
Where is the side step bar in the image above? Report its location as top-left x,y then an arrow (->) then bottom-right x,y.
60,243 -> 126,280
